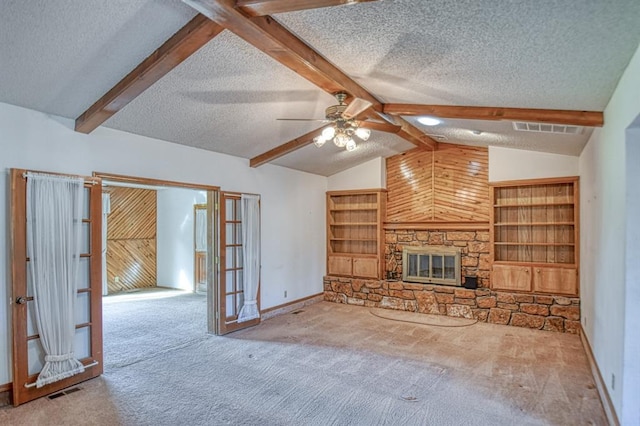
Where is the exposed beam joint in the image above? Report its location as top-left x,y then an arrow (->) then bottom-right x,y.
250,126 -> 324,167
358,109 -> 437,150
75,14 -> 224,133
237,0 -> 379,17
185,0 -> 437,163
395,116 -> 439,149
185,0 -> 380,107
383,104 -> 604,127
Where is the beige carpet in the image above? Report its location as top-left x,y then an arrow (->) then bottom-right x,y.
102,289 -> 208,369
0,300 -> 606,425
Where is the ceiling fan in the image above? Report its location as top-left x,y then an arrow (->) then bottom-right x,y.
278,92 -> 401,151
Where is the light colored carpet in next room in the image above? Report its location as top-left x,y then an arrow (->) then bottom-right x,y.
101,288 -> 209,369
0,298 -> 606,425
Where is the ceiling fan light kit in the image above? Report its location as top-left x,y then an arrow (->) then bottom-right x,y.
281,92 -> 376,152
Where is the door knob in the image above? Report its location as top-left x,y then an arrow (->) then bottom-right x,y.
15,296 -> 27,305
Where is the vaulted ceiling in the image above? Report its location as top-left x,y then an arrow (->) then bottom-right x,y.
2,0 -> 640,176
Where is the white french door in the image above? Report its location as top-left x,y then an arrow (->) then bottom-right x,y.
10,169 -> 103,406
217,192 -> 260,334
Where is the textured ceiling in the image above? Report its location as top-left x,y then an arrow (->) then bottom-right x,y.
0,0 -> 196,118
277,0 -> 640,110
1,0 -> 639,176
403,117 -> 594,156
105,31 -> 337,160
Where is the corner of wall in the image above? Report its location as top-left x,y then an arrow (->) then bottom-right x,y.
327,157 -> 385,191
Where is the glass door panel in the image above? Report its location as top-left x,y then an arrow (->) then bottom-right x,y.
419,255 -> 430,278
432,256 -> 443,278
444,256 -> 456,280
217,192 -> 259,335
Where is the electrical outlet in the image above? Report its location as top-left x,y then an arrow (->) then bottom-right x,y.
114,276 -> 119,283
611,373 -> 615,390
284,290 -> 287,298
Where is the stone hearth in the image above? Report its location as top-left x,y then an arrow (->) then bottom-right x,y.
323,276 -> 580,333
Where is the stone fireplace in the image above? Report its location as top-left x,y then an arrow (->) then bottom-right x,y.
323,226 -> 582,333
385,229 -> 490,287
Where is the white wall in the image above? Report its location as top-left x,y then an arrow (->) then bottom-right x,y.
156,188 -> 207,291
488,146 -> 579,182
327,157 -> 386,190
623,124 -> 640,425
0,102 -> 327,386
579,42 -> 640,424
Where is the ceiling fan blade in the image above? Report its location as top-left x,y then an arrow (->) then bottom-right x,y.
342,98 -> 373,119
357,120 -> 402,134
277,118 -> 330,122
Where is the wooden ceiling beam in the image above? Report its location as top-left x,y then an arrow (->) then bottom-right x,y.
185,0 -> 437,166
249,126 -> 324,167
395,116 -> 440,148
75,14 -> 224,134
383,104 -> 604,127
237,0 -> 379,17
358,109 -> 439,149
185,0 -> 380,106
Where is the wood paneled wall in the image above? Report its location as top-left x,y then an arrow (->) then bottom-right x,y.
386,145 -> 489,223
104,187 -> 157,293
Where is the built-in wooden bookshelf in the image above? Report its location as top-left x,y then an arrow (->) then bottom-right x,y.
490,177 -> 579,295
327,189 -> 386,279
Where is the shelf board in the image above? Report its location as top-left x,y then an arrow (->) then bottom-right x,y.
330,222 -> 378,226
328,253 -> 378,258
493,260 -> 577,267
494,242 -> 575,246
329,207 -> 377,212
494,222 -> 574,226
330,238 -> 378,242
493,202 -> 574,208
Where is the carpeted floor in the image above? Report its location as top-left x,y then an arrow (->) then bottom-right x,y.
0,295 -> 606,425
102,289 -> 209,369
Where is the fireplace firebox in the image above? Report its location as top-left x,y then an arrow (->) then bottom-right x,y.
402,246 -> 461,286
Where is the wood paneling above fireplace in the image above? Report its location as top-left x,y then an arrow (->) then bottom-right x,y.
386,145 -> 489,224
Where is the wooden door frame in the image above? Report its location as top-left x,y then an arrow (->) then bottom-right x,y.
218,191 -> 260,335
10,169 -> 103,405
193,203 -> 207,292
93,172 -> 220,333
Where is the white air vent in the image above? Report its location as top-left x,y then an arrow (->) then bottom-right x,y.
426,134 -> 448,141
513,122 -> 583,135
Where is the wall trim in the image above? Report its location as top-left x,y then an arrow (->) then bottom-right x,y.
93,171 -> 220,191
580,326 -> 620,426
0,381 -> 12,406
262,292 -> 324,320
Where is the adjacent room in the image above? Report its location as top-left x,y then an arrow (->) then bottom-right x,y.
101,180 -> 212,369
1,1 -> 639,425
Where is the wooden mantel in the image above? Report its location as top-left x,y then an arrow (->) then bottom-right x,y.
384,222 -> 489,231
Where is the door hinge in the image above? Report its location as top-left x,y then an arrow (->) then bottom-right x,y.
215,256 -> 220,264
214,203 -> 219,211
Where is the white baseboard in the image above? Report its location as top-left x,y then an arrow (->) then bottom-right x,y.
261,293 -> 324,320
580,326 -> 620,426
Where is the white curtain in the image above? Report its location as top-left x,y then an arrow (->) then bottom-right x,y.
237,194 -> 260,323
102,193 -> 111,296
195,208 -> 207,252
26,173 -> 86,388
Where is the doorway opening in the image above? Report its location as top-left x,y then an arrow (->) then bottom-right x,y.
95,172 -> 219,370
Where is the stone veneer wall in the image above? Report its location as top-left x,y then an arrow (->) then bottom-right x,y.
385,229 -> 491,286
323,277 -> 580,333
